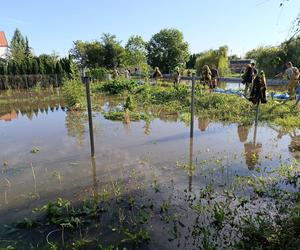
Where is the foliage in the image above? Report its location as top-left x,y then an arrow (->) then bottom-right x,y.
124,95 -> 137,111
99,80 -> 138,95
70,34 -> 125,70
147,28 -> 189,73
186,53 -> 198,69
124,35 -> 147,68
195,46 -> 229,76
246,46 -> 286,77
10,28 -> 27,62
62,78 -> 85,109
87,67 -> 109,81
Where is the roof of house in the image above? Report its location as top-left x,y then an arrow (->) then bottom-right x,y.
0,32 -> 8,47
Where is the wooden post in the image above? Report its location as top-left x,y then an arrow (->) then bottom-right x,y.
84,76 -> 95,157
190,73 -> 196,138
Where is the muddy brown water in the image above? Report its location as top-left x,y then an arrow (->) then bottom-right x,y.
0,88 -> 298,249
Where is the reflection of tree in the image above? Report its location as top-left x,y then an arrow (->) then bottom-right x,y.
143,109 -> 151,135
123,109 -> 131,134
237,124 -> 250,143
65,111 -> 87,146
198,117 -> 209,132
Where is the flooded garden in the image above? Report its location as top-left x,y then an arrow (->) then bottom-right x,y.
0,80 -> 300,250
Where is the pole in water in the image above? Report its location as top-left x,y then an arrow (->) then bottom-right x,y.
190,73 -> 196,138
255,101 -> 260,126
84,76 -> 95,157
188,137 -> 194,192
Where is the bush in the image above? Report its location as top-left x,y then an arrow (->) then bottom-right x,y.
100,80 -> 138,95
62,78 -> 85,109
87,67 -> 108,81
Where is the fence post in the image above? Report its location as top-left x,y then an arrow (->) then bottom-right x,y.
190,73 -> 196,138
188,137 -> 194,192
255,101 -> 260,126
84,76 -> 95,157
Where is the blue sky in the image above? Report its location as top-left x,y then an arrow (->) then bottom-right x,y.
1,0 -> 299,57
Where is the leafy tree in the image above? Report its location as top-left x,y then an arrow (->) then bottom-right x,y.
147,28 -> 189,73
69,40 -> 88,68
69,40 -> 103,69
186,54 -> 198,69
10,28 -> 26,62
25,37 -> 32,58
195,46 -> 229,76
217,46 -> 229,76
125,35 -> 147,68
101,33 -> 125,69
246,46 -> 286,76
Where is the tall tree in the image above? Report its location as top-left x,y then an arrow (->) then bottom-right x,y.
147,28 -> 189,73
25,36 -> 32,58
125,35 -> 147,68
101,33 -> 125,69
10,28 -> 26,62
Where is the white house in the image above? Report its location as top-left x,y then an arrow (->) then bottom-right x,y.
0,31 -> 8,59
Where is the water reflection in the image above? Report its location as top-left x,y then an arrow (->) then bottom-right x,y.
237,124 -> 250,143
0,90 -> 65,122
65,111 -> 87,147
198,117 -> 209,132
0,110 -> 17,122
243,124 -> 262,170
188,137 -> 194,192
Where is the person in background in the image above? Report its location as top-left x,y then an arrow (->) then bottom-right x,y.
124,68 -> 130,80
251,62 -> 258,76
201,65 -> 212,87
112,68 -> 119,79
275,62 -> 300,100
242,64 -> 254,98
152,67 -> 163,83
210,66 -> 219,89
187,69 -> 191,77
173,68 -> 181,88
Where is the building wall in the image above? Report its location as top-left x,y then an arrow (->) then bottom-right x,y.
0,47 -> 8,59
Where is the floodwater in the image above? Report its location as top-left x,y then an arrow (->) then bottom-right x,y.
0,89 -> 298,248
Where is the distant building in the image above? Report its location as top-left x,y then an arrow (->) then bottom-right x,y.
0,31 -> 8,59
230,59 -> 255,73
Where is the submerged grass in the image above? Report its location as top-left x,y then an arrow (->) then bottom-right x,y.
1,160 -> 300,249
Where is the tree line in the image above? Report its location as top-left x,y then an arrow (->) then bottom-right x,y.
1,26 -> 300,88
0,29 -> 76,76
246,37 -> 300,76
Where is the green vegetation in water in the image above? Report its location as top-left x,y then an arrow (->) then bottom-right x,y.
1,161 -> 300,249
103,110 -> 146,122
61,78 -> 85,109
61,78 -> 300,130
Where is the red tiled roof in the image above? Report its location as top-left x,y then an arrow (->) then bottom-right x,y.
0,32 -> 8,47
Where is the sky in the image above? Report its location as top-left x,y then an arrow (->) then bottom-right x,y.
1,0 -> 300,57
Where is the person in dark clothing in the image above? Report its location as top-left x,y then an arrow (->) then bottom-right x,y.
173,69 -> 181,88
249,71 -> 267,104
242,64 -> 254,98
210,66 -> 219,89
251,62 -> 258,76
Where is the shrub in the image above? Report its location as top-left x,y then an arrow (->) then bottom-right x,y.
62,78 -> 85,109
100,80 -> 138,95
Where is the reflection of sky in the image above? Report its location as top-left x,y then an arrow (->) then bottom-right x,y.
0,107 -> 298,224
